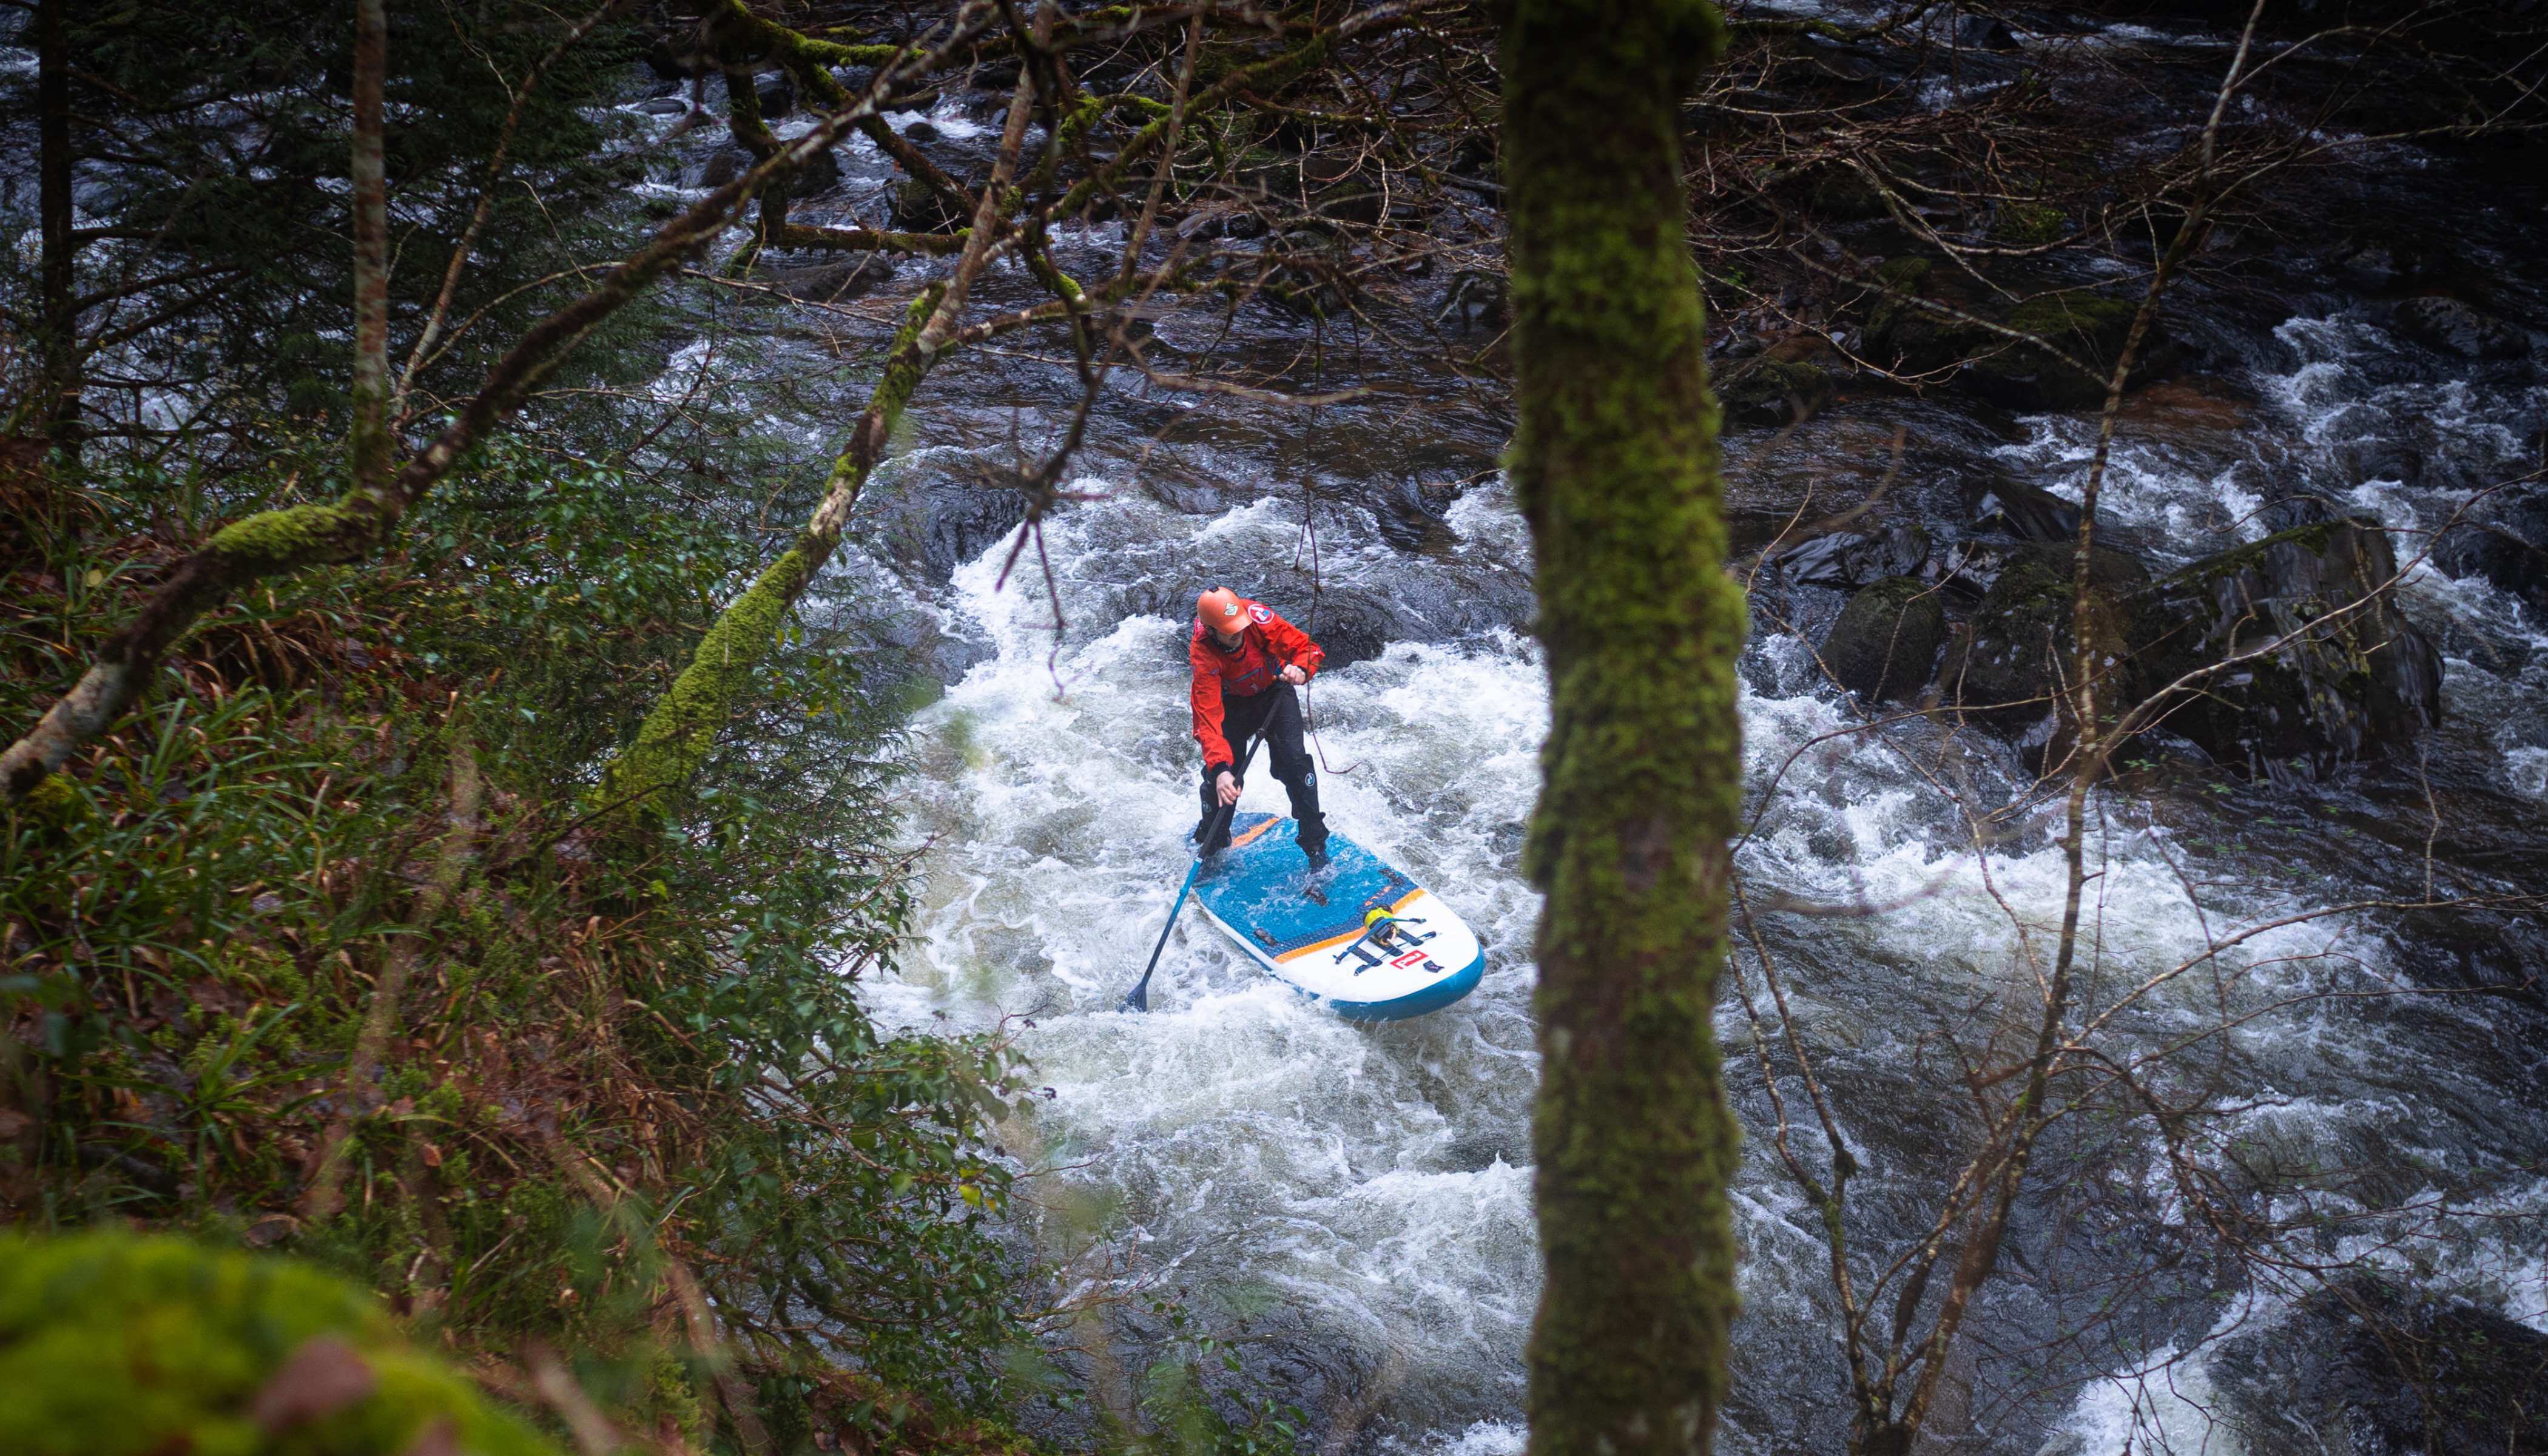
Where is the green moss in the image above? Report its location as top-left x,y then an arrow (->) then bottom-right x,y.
1502,1 -> 1742,1451
595,547 -> 814,826
0,1230 -> 562,1456
595,291 -> 943,830
11,769 -> 84,831
1998,201 -> 2067,244
205,502 -> 378,573
2005,291 -> 2134,352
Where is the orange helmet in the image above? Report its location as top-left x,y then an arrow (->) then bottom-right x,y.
1196,587 -> 1248,636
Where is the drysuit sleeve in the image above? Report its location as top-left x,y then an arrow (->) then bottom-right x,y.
1257,608 -> 1325,679
1190,635 -> 1233,772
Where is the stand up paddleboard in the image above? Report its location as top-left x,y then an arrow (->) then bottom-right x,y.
1190,812 -> 1485,1020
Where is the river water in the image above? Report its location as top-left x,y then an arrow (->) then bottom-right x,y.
660,12 -> 2544,1454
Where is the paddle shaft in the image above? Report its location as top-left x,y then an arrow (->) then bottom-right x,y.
1123,723 -> 1272,1012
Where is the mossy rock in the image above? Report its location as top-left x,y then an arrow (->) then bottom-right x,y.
891,175 -> 964,232
1964,291 -> 2143,410
1719,358 -> 1836,427
2209,1275 -> 2548,1456
2128,519 -> 2441,776
0,1230 -> 563,1456
1859,257 -> 1989,371
1821,576 -> 1945,703
1941,542 -> 2145,733
1858,262 -> 2156,411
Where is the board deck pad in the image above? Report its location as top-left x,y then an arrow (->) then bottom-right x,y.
1188,812 -> 1484,1020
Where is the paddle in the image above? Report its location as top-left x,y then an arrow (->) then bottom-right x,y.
1122,723 -> 1272,1013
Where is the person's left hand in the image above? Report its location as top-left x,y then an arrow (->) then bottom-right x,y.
1279,664 -> 1307,685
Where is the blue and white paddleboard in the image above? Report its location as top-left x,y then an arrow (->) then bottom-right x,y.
1190,812 -> 1485,1020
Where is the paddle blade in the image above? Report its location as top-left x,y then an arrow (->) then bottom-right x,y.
1122,981 -> 1149,1013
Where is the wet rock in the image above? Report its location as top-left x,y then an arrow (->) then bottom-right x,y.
644,35 -> 706,81
766,255 -> 896,304
1941,542 -> 2145,735
872,481 -> 1031,584
1772,523 -> 1931,588
2257,490 -> 2344,535
783,146 -> 842,199
635,96 -> 691,118
1436,271 -> 1508,334
1861,260 -> 2155,411
1803,166 -> 1890,221
753,72 -> 794,120
2433,483 -> 2548,613
2334,236 -> 2406,292
891,176 -> 965,232
1176,204 -> 1268,243
1963,474 -> 2080,542
903,120 -> 940,143
1964,290 -> 2147,411
1297,588 -> 1397,672
1720,334 -> 1840,426
693,149 -> 747,190
2393,295 -> 2529,359
2129,518 -> 2443,777
1952,13 -> 2022,50
2210,1276 -> 2548,1456
1371,477 -> 1455,553
1821,576 -> 1946,703
1255,229 -> 1355,318
1859,256 -> 1987,371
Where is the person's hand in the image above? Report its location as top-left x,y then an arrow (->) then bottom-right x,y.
1215,770 -> 1241,805
1279,664 -> 1307,685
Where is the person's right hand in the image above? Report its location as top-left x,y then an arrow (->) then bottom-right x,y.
1215,770 -> 1241,806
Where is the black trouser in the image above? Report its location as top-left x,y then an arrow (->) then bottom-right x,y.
1196,684 -> 1325,854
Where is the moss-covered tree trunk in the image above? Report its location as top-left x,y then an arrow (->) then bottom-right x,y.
35,0 -> 79,451
349,0 -> 392,494
1502,5 -> 1742,1456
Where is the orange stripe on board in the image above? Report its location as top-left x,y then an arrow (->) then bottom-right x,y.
1228,817 -> 1282,851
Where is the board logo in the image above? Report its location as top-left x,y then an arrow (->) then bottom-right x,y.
1336,923 -> 1442,976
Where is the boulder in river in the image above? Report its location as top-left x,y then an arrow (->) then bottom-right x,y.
2128,518 -> 2442,777
1963,473 -> 2080,543
2433,482 -> 2548,613
1963,289 -> 2147,411
2392,295 -> 2529,360
1821,576 -> 1946,703
1772,522 -> 1931,588
871,479 -> 1031,585
783,146 -> 842,200
753,72 -> 794,120
1861,260 -> 2157,411
2209,1276 -> 2548,1456
891,176 -> 965,232
766,255 -> 895,305
1940,542 -> 2145,744
1719,334 -> 1840,426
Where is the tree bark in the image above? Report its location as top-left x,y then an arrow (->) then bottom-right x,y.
1502,5 -> 1741,1456
36,0 -> 79,451
349,0 -> 392,494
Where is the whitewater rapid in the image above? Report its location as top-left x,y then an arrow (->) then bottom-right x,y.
849,290 -> 2547,1453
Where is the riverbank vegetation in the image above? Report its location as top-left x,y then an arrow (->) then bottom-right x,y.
6,1 -> 2547,1454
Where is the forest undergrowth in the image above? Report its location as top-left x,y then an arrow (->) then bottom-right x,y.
0,434 -> 1080,1454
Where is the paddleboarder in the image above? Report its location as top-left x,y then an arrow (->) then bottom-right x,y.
1190,587 -> 1328,866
